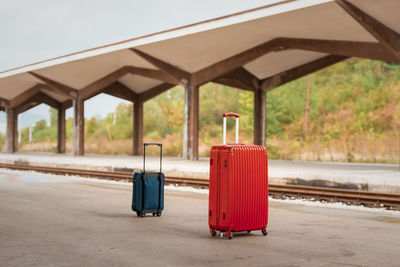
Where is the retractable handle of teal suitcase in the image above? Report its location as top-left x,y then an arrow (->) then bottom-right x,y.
143,143 -> 162,173
223,112 -> 240,145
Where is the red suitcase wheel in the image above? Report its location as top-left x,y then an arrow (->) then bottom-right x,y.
210,229 -> 216,237
262,228 -> 267,236
226,232 -> 233,239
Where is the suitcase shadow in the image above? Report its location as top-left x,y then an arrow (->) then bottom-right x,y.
91,211 -> 166,219
90,211 -> 266,239
90,211 -> 137,219
207,231 -> 266,240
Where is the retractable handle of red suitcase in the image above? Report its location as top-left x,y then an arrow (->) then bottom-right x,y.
143,143 -> 162,173
223,112 -> 240,145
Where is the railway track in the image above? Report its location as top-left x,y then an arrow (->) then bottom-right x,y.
0,163 -> 399,210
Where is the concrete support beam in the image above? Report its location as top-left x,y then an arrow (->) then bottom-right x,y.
57,107 -> 66,153
130,49 -> 190,85
254,89 -> 266,147
213,67 -> 259,92
336,0 -> 400,61
6,108 -> 17,153
133,100 -> 143,155
28,72 -> 77,98
73,99 -> 84,156
183,84 -> 199,160
261,55 -> 347,92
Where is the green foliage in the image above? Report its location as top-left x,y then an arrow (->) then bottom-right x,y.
32,117 -> 57,142
144,86 -> 183,139
200,83 -> 251,142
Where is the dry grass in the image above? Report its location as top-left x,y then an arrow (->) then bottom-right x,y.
267,134 -> 400,163
19,142 -> 58,153
85,135 -> 132,155
11,133 -> 400,164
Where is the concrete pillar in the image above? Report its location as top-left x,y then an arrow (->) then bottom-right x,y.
6,108 -> 17,153
183,84 -> 199,160
254,89 -> 266,147
133,100 -> 143,155
57,107 -> 66,153
73,99 -> 84,156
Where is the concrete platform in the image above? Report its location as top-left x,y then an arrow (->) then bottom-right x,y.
0,152 -> 399,192
1,170 -> 400,266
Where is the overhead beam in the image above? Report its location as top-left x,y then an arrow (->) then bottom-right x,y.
191,39 -> 283,86
336,0 -> 400,60
29,72 -> 77,98
261,55 -> 348,91
15,91 -> 61,115
191,38 -> 398,87
213,67 -> 259,91
9,83 -> 43,108
62,99 -> 73,110
0,97 -> 10,108
212,78 -> 252,92
127,66 -> 177,84
138,83 -> 176,103
130,48 -> 191,85
32,92 -> 61,110
15,101 -> 40,116
78,67 -> 132,101
78,66 -> 176,101
280,38 -> 398,63
102,82 -> 138,103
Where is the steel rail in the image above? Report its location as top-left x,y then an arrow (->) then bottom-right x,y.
0,163 -> 399,210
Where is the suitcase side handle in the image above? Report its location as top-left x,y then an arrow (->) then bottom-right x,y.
143,143 -> 162,173
222,113 -> 239,145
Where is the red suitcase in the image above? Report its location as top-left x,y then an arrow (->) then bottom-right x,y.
209,112 -> 268,239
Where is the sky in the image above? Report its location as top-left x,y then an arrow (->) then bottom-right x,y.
0,0 -> 270,132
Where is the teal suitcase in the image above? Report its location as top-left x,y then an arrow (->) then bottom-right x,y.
132,143 -> 164,217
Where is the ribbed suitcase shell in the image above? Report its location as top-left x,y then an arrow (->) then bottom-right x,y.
209,144 -> 268,234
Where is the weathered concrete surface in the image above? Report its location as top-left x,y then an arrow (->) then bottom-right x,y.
0,152 -> 399,192
1,171 -> 400,266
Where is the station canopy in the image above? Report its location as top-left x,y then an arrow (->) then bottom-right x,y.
0,0 -> 399,110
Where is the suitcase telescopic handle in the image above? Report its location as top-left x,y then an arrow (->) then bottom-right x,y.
222,112 -> 240,145
143,143 -> 162,173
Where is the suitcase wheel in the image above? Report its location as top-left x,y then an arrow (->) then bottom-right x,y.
210,229 -> 216,237
152,213 -> 156,216
226,232 -> 233,240
136,211 -> 142,217
262,228 -> 268,236
247,231 -> 251,233
156,212 -> 162,217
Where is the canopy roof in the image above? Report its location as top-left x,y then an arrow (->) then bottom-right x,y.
0,0 -> 399,111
